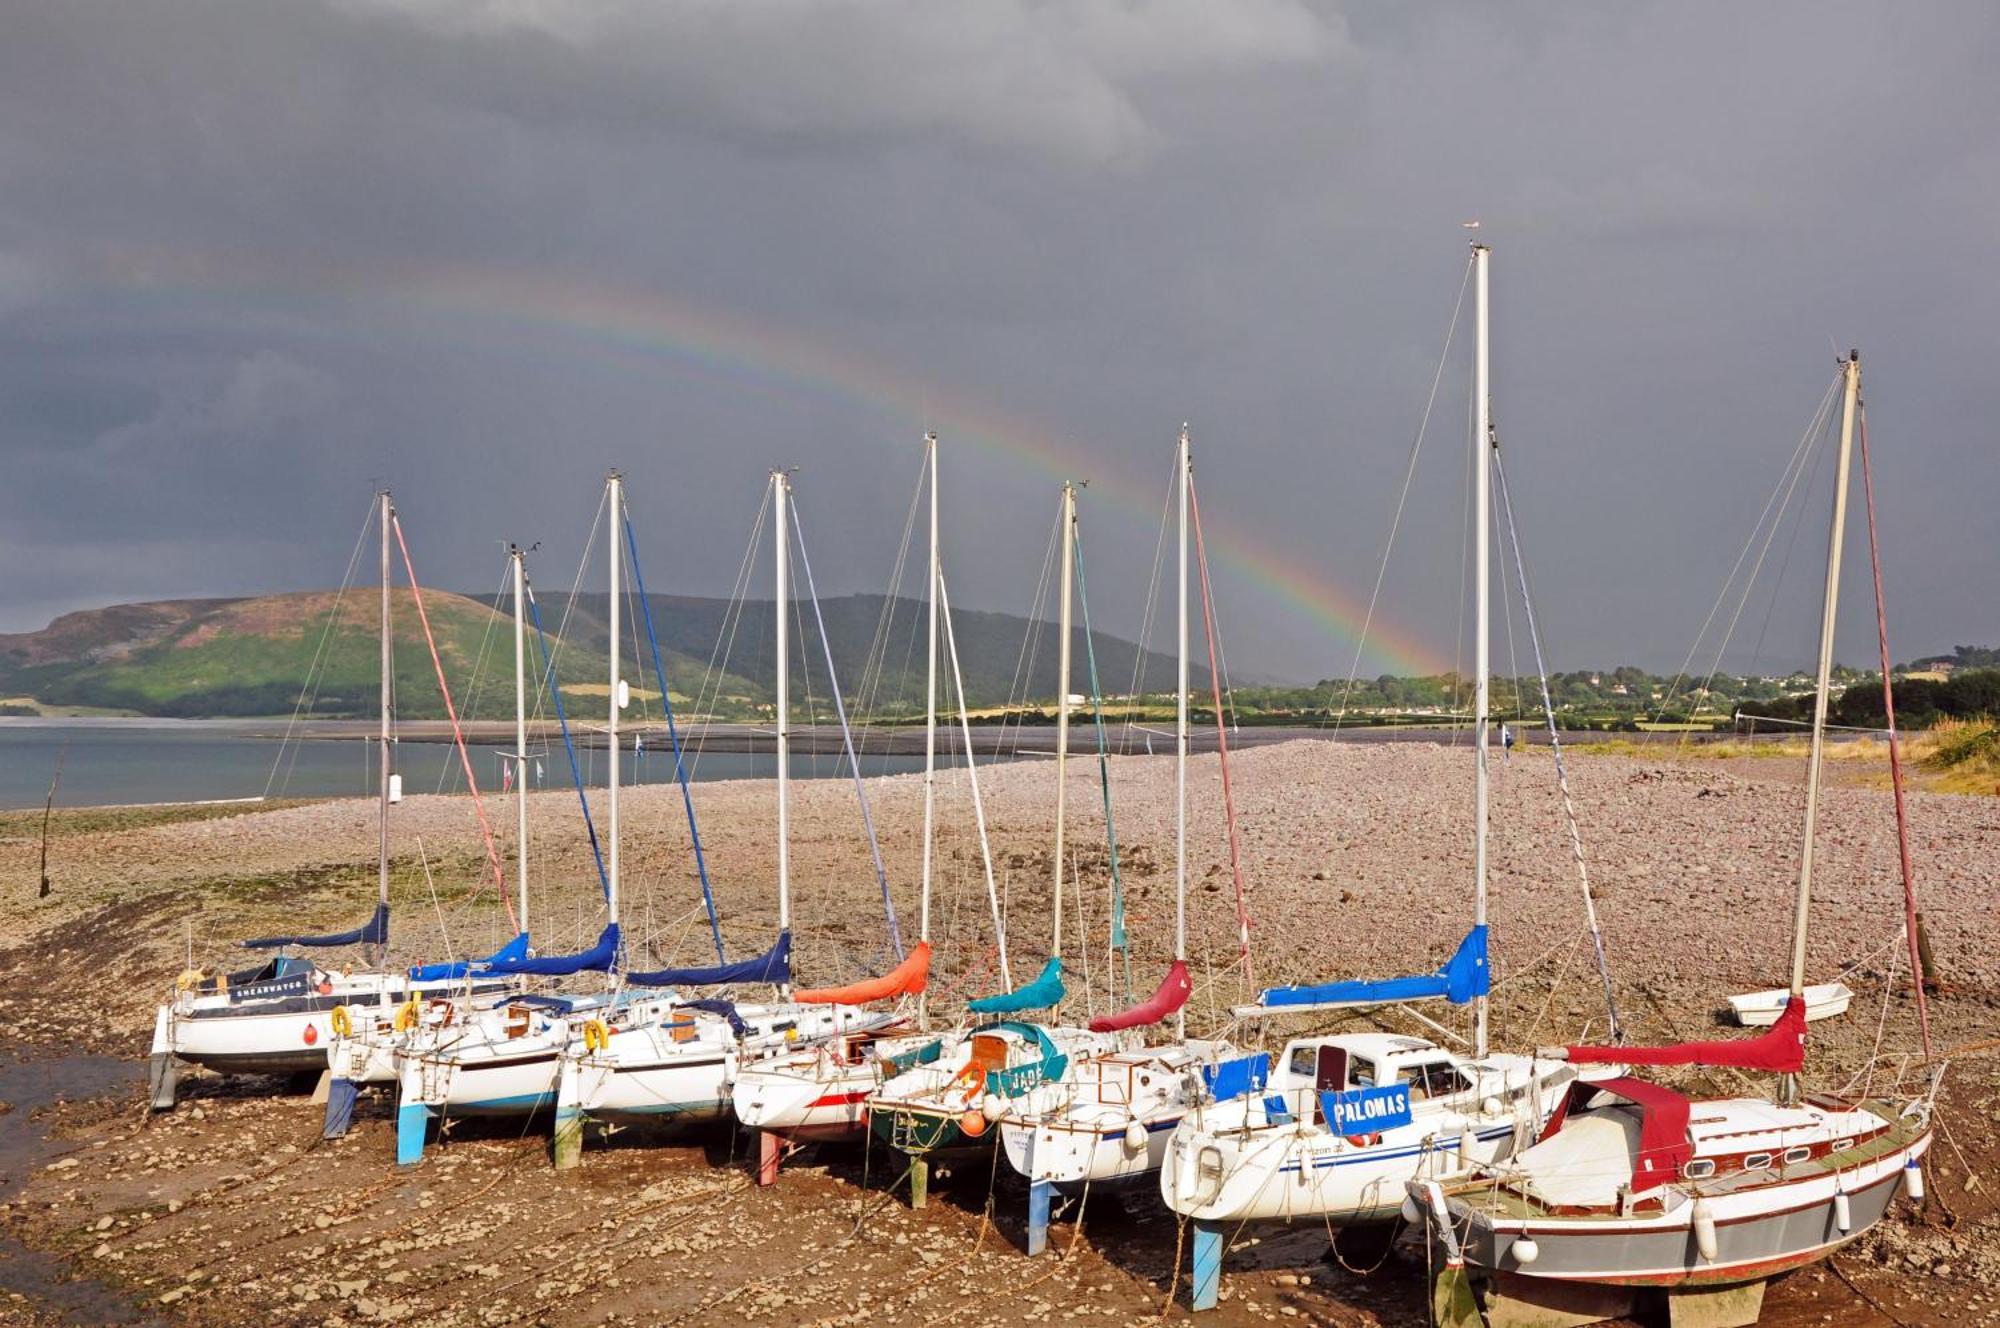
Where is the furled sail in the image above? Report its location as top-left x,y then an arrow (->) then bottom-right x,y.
625,931 -> 791,988
1256,925 -> 1488,1009
406,933 -> 530,982
242,902 -> 389,951
967,956 -> 1065,1014
793,941 -> 931,1005
1088,960 -> 1190,1033
481,922 -> 620,977
1555,992 -> 1805,1073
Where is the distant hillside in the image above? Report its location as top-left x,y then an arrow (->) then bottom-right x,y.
0,590 -> 1164,719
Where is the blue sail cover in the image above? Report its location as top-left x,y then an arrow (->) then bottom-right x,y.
680,998 -> 750,1038
625,931 -> 791,988
480,923 -> 620,977
407,933 -> 531,981
967,956 -> 1066,1014
1259,925 -> 1489,1009
243,903 -> 389,951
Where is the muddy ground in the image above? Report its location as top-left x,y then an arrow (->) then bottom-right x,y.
1,739 -> 1995,1326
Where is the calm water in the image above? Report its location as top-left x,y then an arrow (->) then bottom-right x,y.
0,719 -> 967,811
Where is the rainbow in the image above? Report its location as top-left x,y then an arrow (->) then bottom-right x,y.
92,248 -> 1454,676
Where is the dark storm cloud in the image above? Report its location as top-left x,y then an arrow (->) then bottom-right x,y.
1,1 -> 1993,679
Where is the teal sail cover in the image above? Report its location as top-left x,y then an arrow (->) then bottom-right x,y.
967,956 -> 1065,1014
1258,925 -> 1488,1008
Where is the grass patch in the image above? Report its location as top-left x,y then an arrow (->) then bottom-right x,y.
0,799 -> 314,840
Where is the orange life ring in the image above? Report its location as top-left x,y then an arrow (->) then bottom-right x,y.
1345,1132 -> 1382,1148
329,1005 -> 354,1039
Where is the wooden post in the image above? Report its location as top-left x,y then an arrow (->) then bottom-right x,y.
756,1130 -> 782,1186
1916,912 -> 1941,993
552,1055 -> 583,1171
910,1155 -> 929,1210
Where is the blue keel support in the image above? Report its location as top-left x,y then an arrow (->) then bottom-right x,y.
1191,1219 -> 1223,1312
396,1101 -> 431,1166
322,1076 -> 358,1140
1027,1179 -> 1052,1256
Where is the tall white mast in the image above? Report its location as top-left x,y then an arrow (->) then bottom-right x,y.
1472,243 -> 1492,1061
773,470 -> 792,993
1175,426 -> 1190,1041
376,489 -> 393,967
920,434 -> 938,1026
1053,482 -> 1075,962
606,471 -> 622,931
1788,351 -> 1860,1083
512,545 -> 530,936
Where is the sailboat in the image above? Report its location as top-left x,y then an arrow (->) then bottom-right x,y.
866,478 -> 1121,1205
320,540 -> 572,1135
390,474 -> 633,1163
1415,350 -> 1934,1328
554,468 -> 903,1145
148,490 -> 517,1111
996,428 -> 1236,1253
730,437 -> 951,1176
1158,245 -> 1603,1311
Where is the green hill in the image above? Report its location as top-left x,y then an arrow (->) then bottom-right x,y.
0,590 -> 1163,720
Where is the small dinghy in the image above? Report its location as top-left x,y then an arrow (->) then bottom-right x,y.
1727,980 -> 1853,1026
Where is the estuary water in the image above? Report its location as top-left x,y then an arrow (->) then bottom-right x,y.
0,718 -> 961,811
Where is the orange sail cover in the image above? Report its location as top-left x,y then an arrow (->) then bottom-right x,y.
794,941 -> 932,1005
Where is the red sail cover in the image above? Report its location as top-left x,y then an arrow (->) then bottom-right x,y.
793,942 -> 931,1005
1088,961 -> 1191,1033
1566,994 -> 1806,1073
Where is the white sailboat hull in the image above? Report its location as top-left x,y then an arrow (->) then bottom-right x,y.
1162,1055 -> 1576,1225
158,972 -> 466,1079
1726,982 -> 1853,1027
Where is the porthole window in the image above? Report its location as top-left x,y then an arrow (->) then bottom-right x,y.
1782,1146 -> 1811,1165
1744,1152 -> 1772,1170
1683,1159 -> 1716,1180
1832,1138 -> 1855,1152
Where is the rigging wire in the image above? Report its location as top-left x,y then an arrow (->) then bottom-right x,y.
1315,247 -> 1465,734
1491,443 -> 1623,1039
265,496 -> 374,798
1187,470 -> 1254,987
622,505 -> 725,963
1120,452 -> 1177,756
390,514 -> 518,933
1651,372 -> 1841,726
1071,518 -> 1133,1003
689,487 -> 770,777
789,498 -> 905,960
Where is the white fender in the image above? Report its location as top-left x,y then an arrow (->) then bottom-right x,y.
1692,1197 -> 1718,1263
1123,1119 -> 1147,1153
1833,1187 -> 1852,1233
981,1094 -> 1007,1123
1903,1158 -> 1925,1202
1511,1237 -> 1540,1266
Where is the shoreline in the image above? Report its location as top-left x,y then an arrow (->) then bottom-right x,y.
1,738 -> 1991,1325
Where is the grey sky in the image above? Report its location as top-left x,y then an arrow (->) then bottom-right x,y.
3,1 -> 1994,681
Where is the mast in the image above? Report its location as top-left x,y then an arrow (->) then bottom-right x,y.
606,471 -> 623,932
773,469 -> 792,993
1472,243 -> 1492,1061
1053,482 -> 1075,961
920,435 -> 938,1027
376,488 -> 393,968
1785,351 -> 1861,1098
512,545 -> 529,936
1175,426 -> 1190,1040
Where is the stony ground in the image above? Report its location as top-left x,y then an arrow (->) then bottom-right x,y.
1,738 -> 1995,1326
